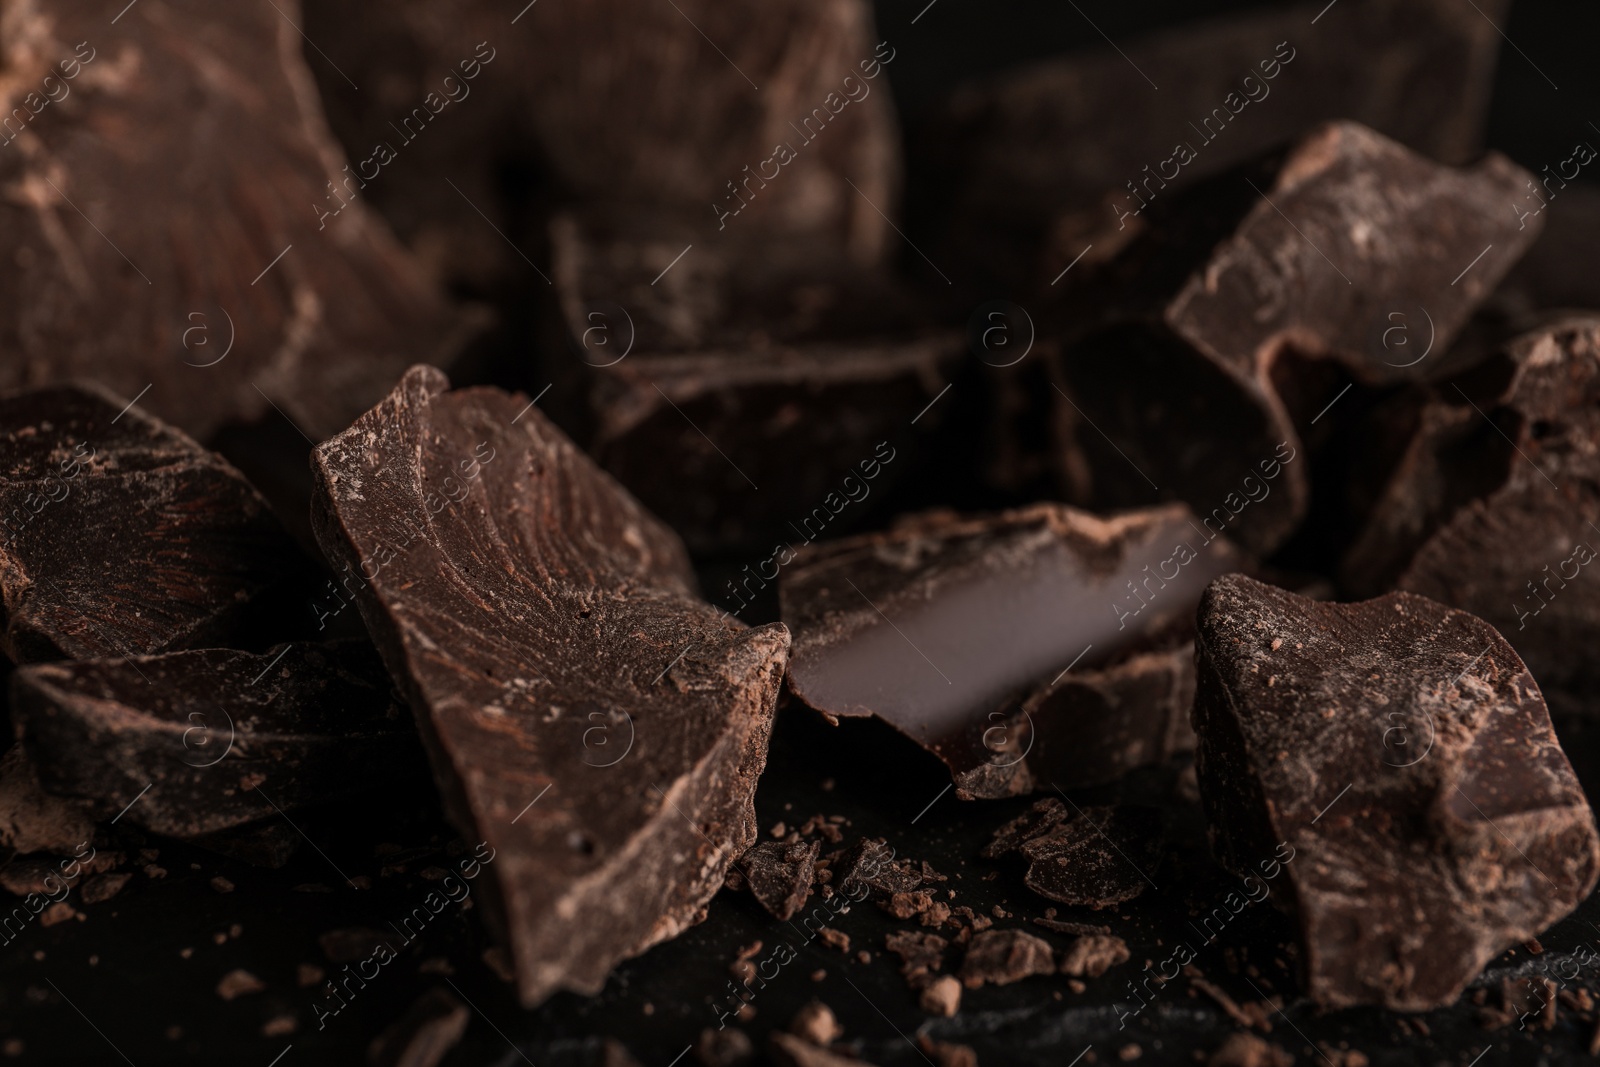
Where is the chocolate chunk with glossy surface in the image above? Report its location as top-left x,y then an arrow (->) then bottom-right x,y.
0,384 -> 305,664
311,365 -> 789,1005
782,503 -> 1241,797
10,642 -> 417,838
1193,573 -> 1600,1009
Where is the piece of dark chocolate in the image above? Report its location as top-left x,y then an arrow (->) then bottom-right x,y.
1344,317 -> 1600,714
884,929 -> 947,992
832,838 -> 921,896
1193,574 -> 1600,1009
1058,934 -> 1130,978
367,989 -> 469,1067
0,385 -> 305,664
310,365 -> 789,1005
769,1033 -> 874,1067
1050,122 -> 1540,554
305,0 -> 901,288
545,209 -> 957,554
782,503 -> 1242,797
986,800 -> 1161,908
740,839 -> 820,921
957,929 -> 1056,988
932,0 -> 1509,296
10,642 -> 417,837
0,0 -> 479,442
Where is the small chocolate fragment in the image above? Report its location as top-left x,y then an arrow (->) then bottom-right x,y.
367,989 -> 469,1067
788,1001 -> 843,1047
987,801 -> 1161,909
11,642 -> 416,837
0,385 -> 305,663
695,1027 -> 754,1067
0,0 -> 478,441
783,504 -> 1242,797
1208,1033 -> 1293,1067
957,929 -> 1056,989
1059,934 -> 1131,978
740,840 -> 820,921
311,366 -> 789,1006
935,0 -> 1509,295
919,975 -> 962,1017
1345,317 -> 1600,712
547,210 -> 956,554
885,929 -> 947,992
1193,574 -> 1600,1009
833,839 -> 921,896
1052,122 -> 1540,554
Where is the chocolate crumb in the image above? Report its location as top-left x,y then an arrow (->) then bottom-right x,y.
959,929 -> 1056,988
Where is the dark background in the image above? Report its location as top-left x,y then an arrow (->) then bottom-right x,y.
7,2 -> 1600,1065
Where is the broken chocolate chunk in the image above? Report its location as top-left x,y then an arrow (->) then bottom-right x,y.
545,209 -> 957,554
10,641 -> 418,837
0,0 -> 479,441
1193,574 -> 1600,1009
1051,122 -> 1540,554
310,366 -> 789,1005
367,989 -> 469,1067
769,1033 -> 875,1067
833,839 -> 921,896
0,746 -> 96,858
740,839 -> 819,921
957,929 -> 1056,989
0,385 -> 306,664
783,504 -> 1241,797
934,0 -> 1510,296
1345,317 -> 1600,714
885,929 -> 947,992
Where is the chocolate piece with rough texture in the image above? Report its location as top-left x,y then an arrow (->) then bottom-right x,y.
311,365 -> 789,1006
1052,122 -> 1539,555
1193,574 -> 1600,1009
933,0 -> 1509,296
10,642 -> 418,838
1345,317 -> 1600,714
547,210 -> 956,554
740,839 -> 819,921
0,746 -> 95,858
0,0 -> 478,441
1023,805 -> 1160,909
957,929 -> 1056,988
1059,934 -> 1130,978
0,385 -> 306,664
769,1033 -> 875,1067
782,503 -> 1241,797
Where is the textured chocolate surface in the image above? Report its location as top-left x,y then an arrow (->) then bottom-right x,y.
1052,122 -> 1539,554
1193,573 -> 1600,1009
1346,317 -> 1600,714
10,642 -> 417,838
0,384 -> 305,664
310,365 -> 789,1005
782,503 -> 1241,797
0,0 -> 477,441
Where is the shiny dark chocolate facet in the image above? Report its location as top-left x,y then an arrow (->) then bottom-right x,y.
782,503 -> 1242,797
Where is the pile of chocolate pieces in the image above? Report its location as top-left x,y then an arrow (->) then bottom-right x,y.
4,0 -> 1600,1062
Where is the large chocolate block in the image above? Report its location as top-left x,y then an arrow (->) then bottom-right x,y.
781,503 -> 1241,797
10,642 -> 418,837
0,384 -> 305,664
1345,317 -> 1600,713
311,366 -> 789,1005
0,0 -> 479,441
548,209 -> 957,554
305,0 -> 901,286
1051,122 -> 1539,554
1193,574 -> 1600,1010
933,0 -> 1508,296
